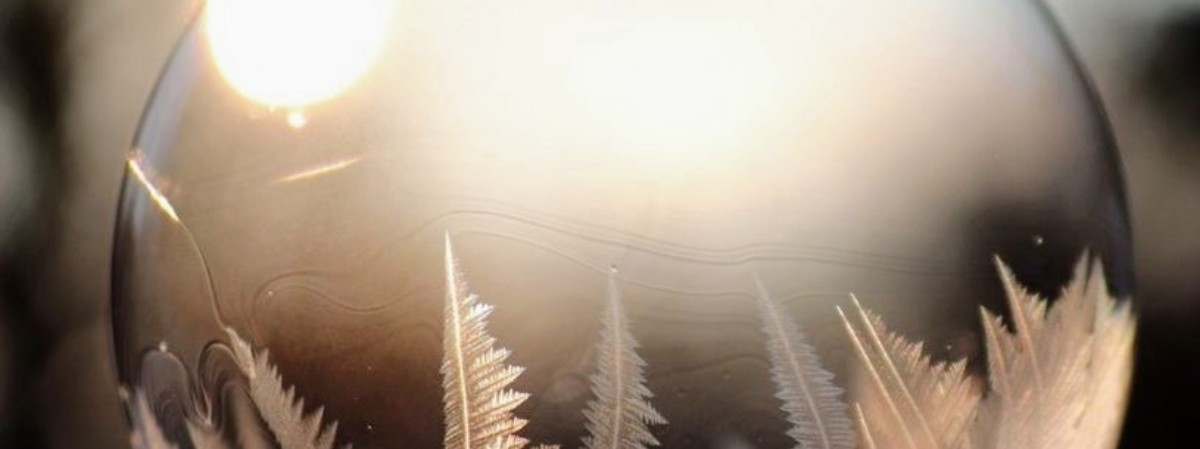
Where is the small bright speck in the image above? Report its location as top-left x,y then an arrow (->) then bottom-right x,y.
287,111 -> 307,129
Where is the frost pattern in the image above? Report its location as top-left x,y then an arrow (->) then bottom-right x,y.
844,255 -> 1135,449
121,250 -> 1133,449
227,327 -> 348,449
839,296 -> 980,449
442,235 -> 531,449
581,267 -> 667,449
754,276 -> 855,449
970,257 -> 1135,449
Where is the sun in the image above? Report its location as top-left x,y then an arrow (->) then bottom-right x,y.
204,0 -> 392,108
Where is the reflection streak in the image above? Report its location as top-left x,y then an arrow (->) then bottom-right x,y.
127,153 -> 181,223
277,157 -> 362,183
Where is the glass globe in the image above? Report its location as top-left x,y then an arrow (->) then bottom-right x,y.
112,1 -> 1135,449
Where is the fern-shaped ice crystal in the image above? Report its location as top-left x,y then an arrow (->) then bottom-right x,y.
754,276 -> 855,449
227,327 -> 347,449
844,255 -> 1135,449
581,267 -> 667,449
442,234 -> 530,449
970,257 -> 1135,449
838,295 -> 980,449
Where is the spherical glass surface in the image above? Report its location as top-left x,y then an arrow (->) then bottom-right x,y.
112,2 -> 1135,449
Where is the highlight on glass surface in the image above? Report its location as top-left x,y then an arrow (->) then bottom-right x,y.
111,1 -> 1137,449
204,0 -> 391,109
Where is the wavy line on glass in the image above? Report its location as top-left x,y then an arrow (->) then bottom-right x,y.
123,387 -> 180,449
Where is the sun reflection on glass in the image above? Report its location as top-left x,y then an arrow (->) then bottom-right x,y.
204,0 -> 392,109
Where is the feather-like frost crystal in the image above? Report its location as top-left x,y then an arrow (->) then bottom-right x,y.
971,257 -> 1135,449
844,255 -> 1135,449
755,276 -> 856,449
839,296 -> 980,449
442,235 -> 531,449
581,267 -> 668,449
227,327 -> 348,449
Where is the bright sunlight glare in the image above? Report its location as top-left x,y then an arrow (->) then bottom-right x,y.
204,0 -> 392,108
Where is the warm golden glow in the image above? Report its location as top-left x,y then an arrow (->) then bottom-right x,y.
418,12 -> 785,181
566,25 -> 778,148
204,0 -> 392,108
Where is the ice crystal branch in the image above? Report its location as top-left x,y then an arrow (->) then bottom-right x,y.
838,296 -> 979,449
754,276 -> 855,449
442,234 -> 530,449
971,257 -> 1135,449
843,255 -> 1135,449
581,267 -> 667,449
226,328 -> 348,449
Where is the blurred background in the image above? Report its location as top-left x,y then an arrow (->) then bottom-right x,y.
0,0 -> 1196,448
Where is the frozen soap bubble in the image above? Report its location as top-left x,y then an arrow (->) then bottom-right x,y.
112,1 -> 1135,449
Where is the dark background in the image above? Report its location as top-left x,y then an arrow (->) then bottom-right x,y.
0,0 -> 1196,448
